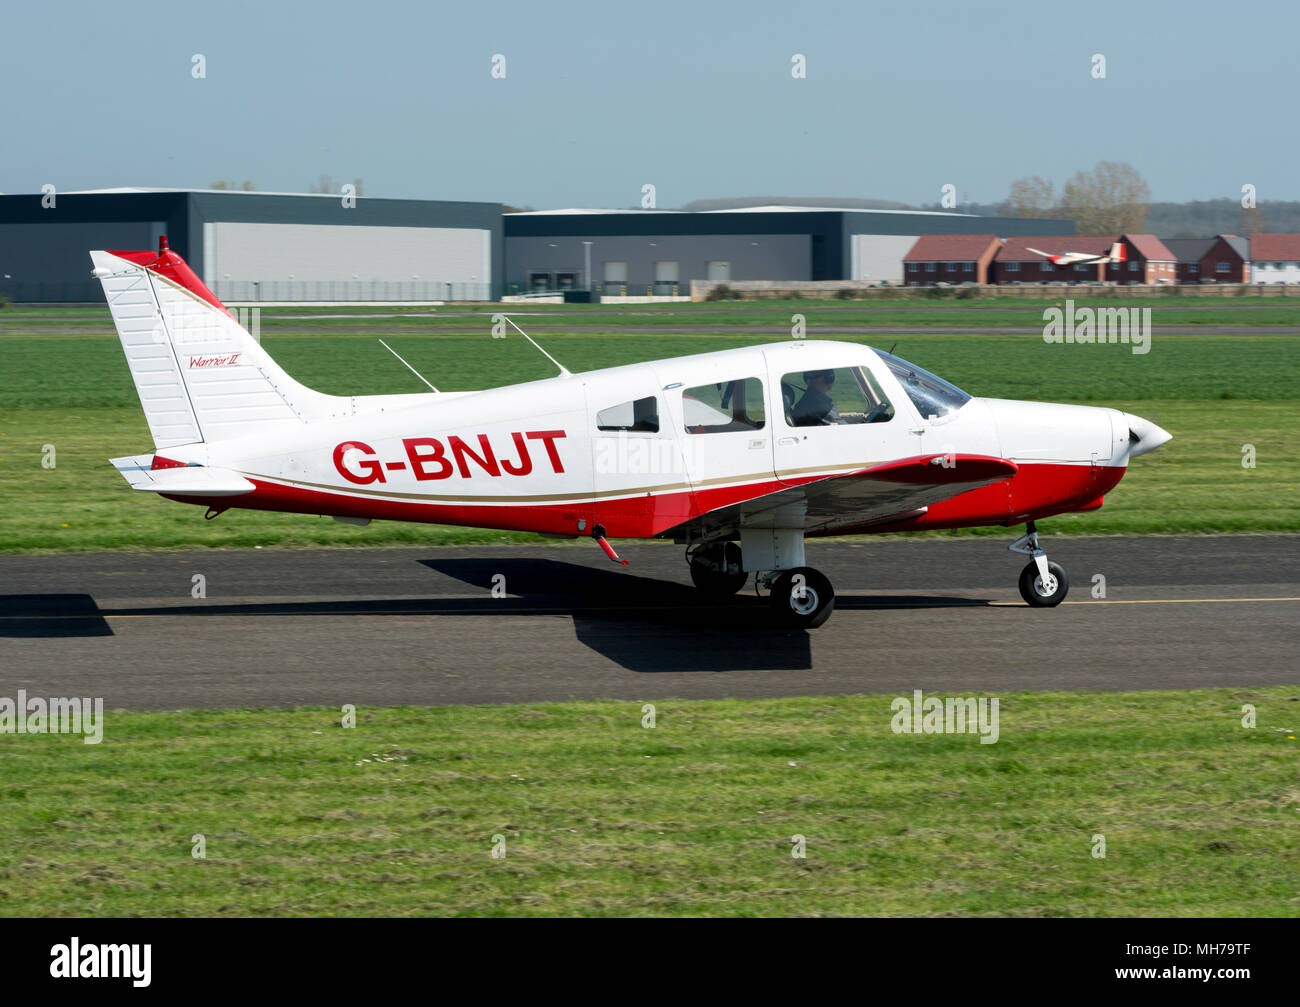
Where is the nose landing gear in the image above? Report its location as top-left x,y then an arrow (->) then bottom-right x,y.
1009,521 -> 1069,607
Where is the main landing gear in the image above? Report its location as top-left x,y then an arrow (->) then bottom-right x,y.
1009,521 -> 1069,607
687,541 -> 747,597
686,541 -> 836,629
763,567 -> 836,629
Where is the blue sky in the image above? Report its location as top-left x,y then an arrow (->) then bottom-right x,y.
4,0 -> 1296,208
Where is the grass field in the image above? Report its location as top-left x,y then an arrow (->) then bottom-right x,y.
1,299 -> 1296,552
1,688 -> 1295,917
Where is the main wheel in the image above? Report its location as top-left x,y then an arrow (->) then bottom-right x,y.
1018,560 -> 1069,607
770,567 -> 835,629
689,542 -> 747,597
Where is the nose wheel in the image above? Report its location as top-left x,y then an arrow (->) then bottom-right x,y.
1009,522 -> 1069,607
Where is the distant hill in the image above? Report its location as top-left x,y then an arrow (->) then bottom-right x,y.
679,196 -> 914,212
938,199 -> 1300,237
682,196 -> 1300,236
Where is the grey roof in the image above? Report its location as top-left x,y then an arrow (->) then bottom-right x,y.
1222,235 -> 1250,260
1162,237 -> 1216,262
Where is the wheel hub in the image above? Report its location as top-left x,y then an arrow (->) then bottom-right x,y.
790,586 -> 820,616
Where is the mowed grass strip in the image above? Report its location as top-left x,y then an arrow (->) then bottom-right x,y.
0,688 -> 1296,917
2,309 -> 1296,551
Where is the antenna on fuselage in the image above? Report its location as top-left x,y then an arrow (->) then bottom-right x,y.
500,315 -> 572,378
378,339 -> 440,392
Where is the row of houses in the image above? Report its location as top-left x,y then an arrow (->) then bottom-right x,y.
902,233 -> 1300,286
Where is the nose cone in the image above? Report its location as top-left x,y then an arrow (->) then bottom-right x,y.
1123,413 -> 1173,458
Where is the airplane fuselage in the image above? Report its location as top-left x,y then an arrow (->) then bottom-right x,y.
152,340 -> 1147,540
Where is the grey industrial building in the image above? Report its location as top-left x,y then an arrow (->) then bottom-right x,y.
0,190 -> 1071,303
0,188 -> 503,302
503,206 -> 1074,294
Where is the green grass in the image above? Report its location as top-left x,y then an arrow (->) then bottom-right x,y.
2,302 -> 1296,552
1,688 -> 1296,917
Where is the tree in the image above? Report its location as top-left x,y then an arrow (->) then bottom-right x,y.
309,175 -> 363,195
1237,205 -> 1268,235
1006,176 -> 1056,218
1057,161 -> 1151,234
210,180 -> 255,191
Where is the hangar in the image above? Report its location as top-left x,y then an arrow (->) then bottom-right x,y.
0,188 -> 503,303
504,206 -> 1073,295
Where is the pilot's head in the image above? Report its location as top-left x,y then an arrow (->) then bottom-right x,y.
803,369 -> 835,391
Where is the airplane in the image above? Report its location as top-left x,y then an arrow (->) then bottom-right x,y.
1026,241 -> 1127,268
90,237 -> 1172,630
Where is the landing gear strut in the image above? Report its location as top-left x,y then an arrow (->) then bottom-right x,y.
1009,521 -> 1069,607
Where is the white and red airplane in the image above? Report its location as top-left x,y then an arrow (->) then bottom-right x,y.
1026,241 -> 1127,267
91,238 -> 1171,629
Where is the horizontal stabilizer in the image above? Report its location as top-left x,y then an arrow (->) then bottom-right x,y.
111,455 -> 254,496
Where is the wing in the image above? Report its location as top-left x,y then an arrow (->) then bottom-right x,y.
663,453 -> 1017,541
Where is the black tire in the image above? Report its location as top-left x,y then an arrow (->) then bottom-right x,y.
770,567 -> 835,629
1018,560 -> 1069,607
689,542 -> 747,597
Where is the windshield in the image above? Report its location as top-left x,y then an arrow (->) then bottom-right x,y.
873,349 -> 971,420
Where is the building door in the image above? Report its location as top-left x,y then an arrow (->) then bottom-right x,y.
654,260 -> 679,295
707,261 -> 731,284
528,271 -> 551,292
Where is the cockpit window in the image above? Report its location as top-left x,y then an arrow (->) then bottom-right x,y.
874,349 -> 971,419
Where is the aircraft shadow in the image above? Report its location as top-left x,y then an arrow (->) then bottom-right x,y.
420,558 -> 996,673
0,595 -> 114,638
0,562 -> 996,675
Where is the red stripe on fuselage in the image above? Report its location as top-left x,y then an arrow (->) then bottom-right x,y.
158,460 -> 1128,538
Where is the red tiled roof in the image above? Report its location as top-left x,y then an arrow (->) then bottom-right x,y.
1122,234 -> 1176,262
903,234 -> 1002,261
996,235 -> 1116,261
1247,234 -> 1300,261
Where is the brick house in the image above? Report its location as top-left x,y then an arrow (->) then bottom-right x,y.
1246,234 -> 1300,283
1104,234 -> 1177,284
1163,237 -> 1217,284
993,235 -> 1114,284
902,234 -> 1002,286
1201,235 -> 1250,283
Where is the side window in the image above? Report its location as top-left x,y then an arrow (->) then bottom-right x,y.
596,396 -> 659,433
781,367 -> 894,427
682,378 -> 765,434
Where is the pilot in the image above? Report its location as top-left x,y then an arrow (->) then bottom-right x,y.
792,369 -> 841,426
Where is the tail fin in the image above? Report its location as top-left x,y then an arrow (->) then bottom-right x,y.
1110,242 -> 1126,263
91,237 -> 333,449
